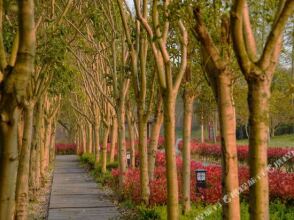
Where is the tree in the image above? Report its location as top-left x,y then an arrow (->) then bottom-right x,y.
0,0 -> 36,219
117,0 -> 158,204
231,0 -> 294,219
134,1 -> 188,218
192,4 -> 241,219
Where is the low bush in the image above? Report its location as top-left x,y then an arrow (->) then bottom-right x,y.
137,201 -> 294,220
178,140 -> 294,170
55,143 -> 76,155
111,152 -> 294,205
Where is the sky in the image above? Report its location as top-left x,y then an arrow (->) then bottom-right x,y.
126,0 -> 134,10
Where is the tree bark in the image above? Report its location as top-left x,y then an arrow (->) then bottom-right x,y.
148,98 -> 163,180
81,124 -> 87,154
126,110 -> 135,168
44,118 -> 52,171
15,104 -> 34,220
217,73 -> 240,220
138,110 -> 150,204
163,92 -> 179,220
101,125 -> 109,173
40,117 -> 46,181
34,101 -> 43,192
110,117 -> 118,163
200,112 -> 205,143
117,100 -> 127,189
181,92 -> 194,215
0,107 -> 20,220
49,118 -> 57,163
247,78 -> 270,220
94,122 -> 100,166
86,122 -> 93,154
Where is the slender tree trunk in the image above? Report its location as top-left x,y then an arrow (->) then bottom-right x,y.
148,98 -> 163,180
213,112 -> 217,143
201,112 -> 204,143
182,92 -> 194,215
215,111 -> 218,138
138,110 -> 150,204
49,118 -> 57,163
117,101 -> 127,189
0,108 -> 20,220
247,79 -> 270,220
101,125 -> 110,173
34,141 -> 41,191
44,118 -> 52,171
40,117 -> 46,180
81,124 -> 87,154
15,104 -> 34,220
86,122 -> 93,154
217,73 -> 240,220
94,123 -> 100,166
110,117 -> 118,163
29,140 -> 36,195
29,101 -> 42,198
163,92 -> 179,220
126,111 -> 135,168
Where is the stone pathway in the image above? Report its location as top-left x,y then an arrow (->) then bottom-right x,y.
48,155 -> 120,220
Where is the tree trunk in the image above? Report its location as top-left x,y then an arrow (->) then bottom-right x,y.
126,111 -> 135,168
101,125 -> 110,173
81,124 -> 87,154
110,117 -> 118,163
15,104 -> 34,220
87,122 -> 93,154
117,101 -> 127,189
216,73 -> 240,220
201,112 -> 204,143
29,100 -> 42,198
49,118 -> 57,163
0,107 -> 20,220
248,78 -> 270,220
182,92 -> 194,215
163,92 -> 179,220
40,117 -> 46,181
148,97 -> 163,180
138,110 -> 150,204
94,123 -> 100,166
44,118 -> 52,171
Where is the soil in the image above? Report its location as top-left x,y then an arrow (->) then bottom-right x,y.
28,169 -> 53,220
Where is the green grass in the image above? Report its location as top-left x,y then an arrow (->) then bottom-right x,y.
237,134 -> 294,147
137,201 -> 294,220
176,128 -> 294,147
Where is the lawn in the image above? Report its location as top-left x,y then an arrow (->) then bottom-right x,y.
237,134 -> 294,147
175,128 -> 294,147
143,201 -> 294,220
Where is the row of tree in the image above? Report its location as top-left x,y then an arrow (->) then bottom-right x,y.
66,1 -> 293,220
0,0 -> 74,219
0,0 -> 293,220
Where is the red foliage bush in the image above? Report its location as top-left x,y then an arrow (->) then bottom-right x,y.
55,143 -> 76,154
178,140 -> 294,164
111,152 -> 294,205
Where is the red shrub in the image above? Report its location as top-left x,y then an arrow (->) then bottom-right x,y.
111,152 -> 294,205
55,143 -> 76,154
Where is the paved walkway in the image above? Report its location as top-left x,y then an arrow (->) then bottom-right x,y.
48,155 -> 120,220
